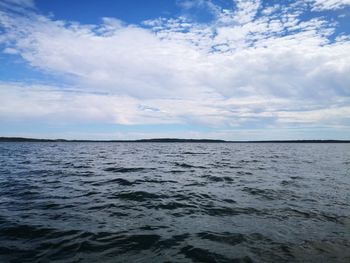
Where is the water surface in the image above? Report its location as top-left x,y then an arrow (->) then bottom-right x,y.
0,142 -> 349,262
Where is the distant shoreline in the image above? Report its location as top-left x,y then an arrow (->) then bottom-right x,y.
0,137 -> 349,143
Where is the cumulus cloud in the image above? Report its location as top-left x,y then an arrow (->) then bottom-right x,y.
0,0 -> 350,138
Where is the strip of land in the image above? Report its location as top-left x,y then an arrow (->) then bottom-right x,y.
0,137 -> 349,143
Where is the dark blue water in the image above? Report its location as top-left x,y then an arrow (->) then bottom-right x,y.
0,142 -> 349,262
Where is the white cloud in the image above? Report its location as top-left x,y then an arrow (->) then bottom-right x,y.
3,47 -> 18,54
0,0 -> 350,138
1,81 -> 349,133
0,0 -> 35,13
232,0 -> 261,24
309,0 -> 350,10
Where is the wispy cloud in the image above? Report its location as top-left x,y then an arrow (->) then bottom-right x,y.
308,0 -> 350,11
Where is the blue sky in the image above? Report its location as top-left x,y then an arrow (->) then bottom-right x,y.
0,0 -> 350,140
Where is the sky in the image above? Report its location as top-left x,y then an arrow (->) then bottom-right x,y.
0,0 -> 350,140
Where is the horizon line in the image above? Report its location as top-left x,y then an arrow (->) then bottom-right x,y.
1,137 -> 350,143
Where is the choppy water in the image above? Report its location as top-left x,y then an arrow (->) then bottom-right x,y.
0,142 -> 349,263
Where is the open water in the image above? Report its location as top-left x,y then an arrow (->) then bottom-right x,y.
0,142 -> 349,262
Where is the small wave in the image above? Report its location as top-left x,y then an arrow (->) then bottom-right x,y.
87,203 -> 120,211
73,164 -> 92,169
37,202 -> 61,210
174,162 -> 206,169
85,190 -> 99,196
139,225 -> 169,231
135,179 -> 178,184
229,165 -> 244,169
204,206 -> 264,217
167,169 -> 186,173
0,223 -> 80,241
92,234 -> 161,254
157,202 -> 197,210
207,175 -> 224,182
155,233 -> 189,250
103,167 -> 151,173
223,198 -> 237,204
242,187 -> 297,201
109,178 -> 135,186
303,160 -> 314,164
281,180 -> 293,186
211,162 -> 243,169
237,171 -> 253,176
197,231 -> 246,246
184,182 -> 207,187
180,245 -> 253,263
243,187 -> 275,200
281,208 -> 344,224
239,159 -> 260,163
182,152 -> 208,155
206,175 -> 235,183
110,191 -> 166,202
91,178 -> 135,187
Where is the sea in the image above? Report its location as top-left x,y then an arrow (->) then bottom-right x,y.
0,142 -> 349,262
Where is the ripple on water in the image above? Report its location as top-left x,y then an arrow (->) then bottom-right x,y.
103,167 -> 150,173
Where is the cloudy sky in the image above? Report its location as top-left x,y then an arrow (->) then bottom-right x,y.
0,0 -> 349,140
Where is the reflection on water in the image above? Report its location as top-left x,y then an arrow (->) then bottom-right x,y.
0,142 -> 349,262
